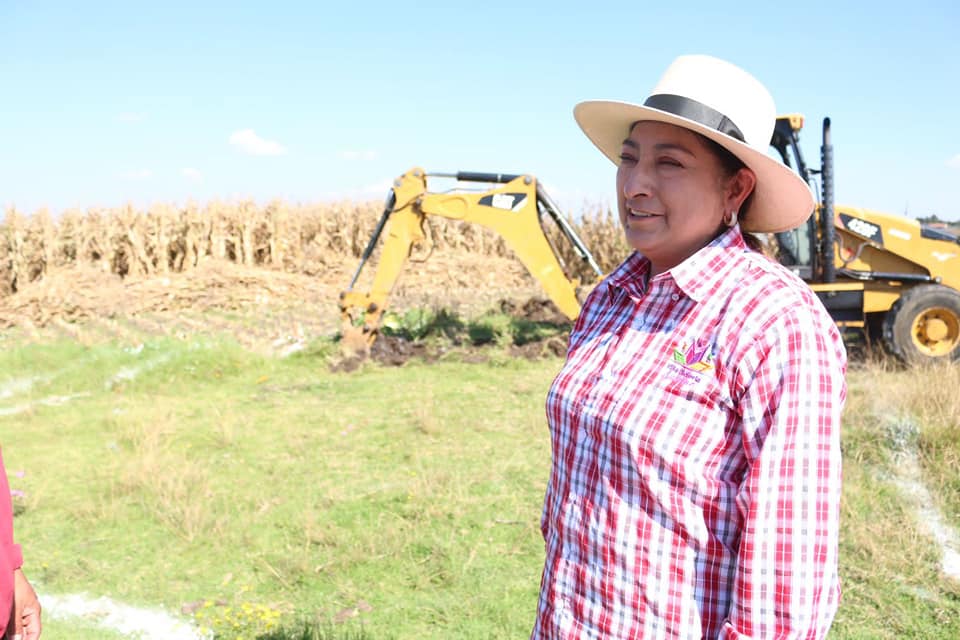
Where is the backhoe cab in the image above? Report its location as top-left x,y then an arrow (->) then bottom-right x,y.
338,169 -> 603,355
771,115 -> 960,363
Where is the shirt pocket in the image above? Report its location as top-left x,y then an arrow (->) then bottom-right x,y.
608,365 -> 737,520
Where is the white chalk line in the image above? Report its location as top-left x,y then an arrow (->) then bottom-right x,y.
0,346 -> 116,401
0,376 -> 48,400
0,350 -> 172,417
883,414 -> 960,581
41,592 -> 208,640
890,450 -> 960,581
105,352 -> 173,390
0,393 -> 92,417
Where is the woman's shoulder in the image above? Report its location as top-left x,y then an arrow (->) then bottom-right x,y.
738,250 -> 822,303
721,249 -> 838,338
717,250 -> 847,391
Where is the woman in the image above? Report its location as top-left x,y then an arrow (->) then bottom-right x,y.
533,55 -> 846,639
1,448 -> 41,639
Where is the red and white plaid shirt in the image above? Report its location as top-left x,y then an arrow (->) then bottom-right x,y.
533,228 -> 846,639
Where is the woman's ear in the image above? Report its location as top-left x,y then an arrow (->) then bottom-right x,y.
726,167 -> 757,212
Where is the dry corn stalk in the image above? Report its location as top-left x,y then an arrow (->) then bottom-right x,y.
1,198 -> 623,297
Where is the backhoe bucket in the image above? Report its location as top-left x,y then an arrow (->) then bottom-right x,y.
338,292 -> 386,359
339,321 -> 375,358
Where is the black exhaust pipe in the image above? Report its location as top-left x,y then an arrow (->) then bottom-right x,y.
821,118 -> 836,283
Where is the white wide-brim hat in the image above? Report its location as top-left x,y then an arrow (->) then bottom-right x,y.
574,54 -> 814,233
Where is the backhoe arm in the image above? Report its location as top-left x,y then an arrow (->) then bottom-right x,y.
339,167 -> 601,352
417,178 -> 583,319
338,169 -> 429,350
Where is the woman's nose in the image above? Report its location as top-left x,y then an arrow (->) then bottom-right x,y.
620,162 -> 653,199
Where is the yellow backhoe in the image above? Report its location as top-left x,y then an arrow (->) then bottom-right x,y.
771,115 -> 960,364
337,169 -> 603,355
340,118 -> 960,364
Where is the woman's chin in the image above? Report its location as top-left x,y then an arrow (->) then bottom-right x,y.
624,229 -> 661,253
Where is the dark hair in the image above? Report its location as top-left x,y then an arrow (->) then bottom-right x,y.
699,135 -> 765,253
703,137 -> 746,177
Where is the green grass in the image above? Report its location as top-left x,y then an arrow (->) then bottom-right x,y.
2,334 -> 959,638
40,616 -> 132,639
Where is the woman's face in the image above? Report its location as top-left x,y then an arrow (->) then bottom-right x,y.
616,120 -> 751,275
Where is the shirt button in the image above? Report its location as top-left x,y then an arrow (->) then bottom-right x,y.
671,293 -> 680,301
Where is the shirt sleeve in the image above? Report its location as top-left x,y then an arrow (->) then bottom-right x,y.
720,302 -> 847,639
0,448 -> 23,572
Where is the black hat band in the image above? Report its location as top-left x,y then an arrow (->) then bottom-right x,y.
643,94 -> 745,143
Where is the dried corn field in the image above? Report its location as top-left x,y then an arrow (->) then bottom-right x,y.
0,200 -> 628,350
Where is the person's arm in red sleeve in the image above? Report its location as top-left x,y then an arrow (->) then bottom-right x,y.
1,447 -> 41,639
720,304 -> 847,639
0,446 -> 21,636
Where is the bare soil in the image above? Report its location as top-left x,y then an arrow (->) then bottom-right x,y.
0,251 -> 571,364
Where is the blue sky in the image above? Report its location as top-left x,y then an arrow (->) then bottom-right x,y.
2,1 -> 959,221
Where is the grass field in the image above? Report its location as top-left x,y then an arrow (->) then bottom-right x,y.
2,329 -> 959,639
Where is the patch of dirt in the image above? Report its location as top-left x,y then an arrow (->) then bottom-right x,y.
510,335 -> 569,359
331,335 -> 463,370
501,297 -> 569,325
369,334 -> 431,366
328,328 -> 570,371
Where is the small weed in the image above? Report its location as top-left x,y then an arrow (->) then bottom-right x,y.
254,621 -> 384,640
114,417 -> 220,541
466,313 -> 513,347
193,598 -> 285,638
8,468 -> 27,517
509,317 -> 563,345
381,307 -> 465,342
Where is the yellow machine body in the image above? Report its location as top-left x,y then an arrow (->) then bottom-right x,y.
772,114 -> 960,362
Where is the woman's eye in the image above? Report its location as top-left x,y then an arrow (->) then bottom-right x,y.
658,157 -> 682,167
618,153 -> 636,163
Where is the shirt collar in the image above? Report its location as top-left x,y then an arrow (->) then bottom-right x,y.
607,227 -> 748,303
669,227 -> 748,302
607,252 -> 651,299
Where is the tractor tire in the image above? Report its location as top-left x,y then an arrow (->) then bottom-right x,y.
882,284 -> 960,365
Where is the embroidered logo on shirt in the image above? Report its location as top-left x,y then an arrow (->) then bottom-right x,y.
672,338 -> 715,372
666,337 -> 715,384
